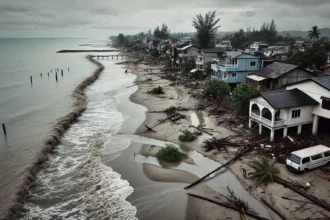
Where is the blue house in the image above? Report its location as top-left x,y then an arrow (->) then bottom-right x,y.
211,51 -> 260,85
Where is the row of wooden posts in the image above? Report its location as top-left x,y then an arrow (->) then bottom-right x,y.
30,67 -> 70,84
93,55 -> 129,59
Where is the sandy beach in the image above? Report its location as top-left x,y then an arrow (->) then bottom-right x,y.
124,61 -> 330,220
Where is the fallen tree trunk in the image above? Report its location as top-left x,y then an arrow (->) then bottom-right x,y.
281,196 -> 314,205
184,145 -> 254,189
127,78 -> 152,88
145,125 -> 156,133
189,125 -> 213,136
274,176 -> 330,212
260,198 -> 287,220
188,193 -> 269,220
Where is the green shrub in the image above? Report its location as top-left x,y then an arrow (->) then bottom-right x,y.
249,157 -> 280,185
156,144 -> 188,163
148,86 -> 164,94
203,79 -> 230,99
232,83 -> 257,114
179,129 -> 197,142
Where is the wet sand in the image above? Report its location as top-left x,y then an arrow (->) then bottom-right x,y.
109,63 -> 271,220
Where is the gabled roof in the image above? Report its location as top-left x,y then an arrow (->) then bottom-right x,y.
254,62 -> 299,79
201,48 -> 223,53
286,76 -> 330,91
258,88 -> 319,109
225,51 -> 243,58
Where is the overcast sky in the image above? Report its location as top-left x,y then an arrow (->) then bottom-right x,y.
0,0 -> 329,38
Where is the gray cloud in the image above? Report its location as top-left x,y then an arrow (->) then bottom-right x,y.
0,0 -> 329,37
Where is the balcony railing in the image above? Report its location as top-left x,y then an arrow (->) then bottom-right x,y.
211,64 -> 219,71
220,64 -> 238,68
251,112 -> 285,127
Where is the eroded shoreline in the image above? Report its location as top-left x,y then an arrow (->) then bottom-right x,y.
2,56 -> 104,220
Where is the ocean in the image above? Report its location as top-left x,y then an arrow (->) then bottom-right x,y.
0,38 -> 136,218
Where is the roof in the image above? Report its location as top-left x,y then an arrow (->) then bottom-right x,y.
247,75 -> 267,81
259,88 -> 319,109
178,44 -> 193,51
254,62 -> 298,79
190,69 -> 197,73
311,76 -> 330,91
201,48 -> 223,53
225,51 -> 243,58
291,145 -> 330,158
267,46 -> 287,50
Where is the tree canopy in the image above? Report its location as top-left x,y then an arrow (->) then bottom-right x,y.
232,84 -> 257,114
308,25 -> 321,42
286,41 -> 327,70
154,23 -> 170,39
192,11 -> 220,48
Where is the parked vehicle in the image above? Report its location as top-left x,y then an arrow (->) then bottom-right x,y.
286,145 -> 330,172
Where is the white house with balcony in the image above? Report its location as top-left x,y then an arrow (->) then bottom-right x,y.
211,51 -> 260,85
249,42 -> 269,52
176,45 -> 199,68
215,40 -> 232,51
249,89 -> 319,141
250,76 -> 330,141
286,76 -> 330,135
195,48 -> 223,72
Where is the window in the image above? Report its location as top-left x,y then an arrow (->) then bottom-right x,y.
232,72 -> 237,77
302,157 -> 310,164
288,154 -> 301,164
322,100 -> 330,110
223,72 -> 227,78
250,61 -> 256,67
324,151 -> 330,157
292,109 -> 301,118
311,154 -> 323,160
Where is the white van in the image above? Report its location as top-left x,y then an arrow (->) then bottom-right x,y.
286,145 -> 330,172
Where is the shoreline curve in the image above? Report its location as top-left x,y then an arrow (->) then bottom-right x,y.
1,55 -> 105,220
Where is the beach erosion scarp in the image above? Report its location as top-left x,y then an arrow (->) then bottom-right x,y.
1,56 -> 104,220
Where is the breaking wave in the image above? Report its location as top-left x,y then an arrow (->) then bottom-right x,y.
1,56 -> 136,219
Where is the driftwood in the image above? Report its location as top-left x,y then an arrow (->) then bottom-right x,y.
184,146 -> 254,189
274,176 -> 330,212
261,198 -> 287,220
187,193 -> 269,220
189,125 -> 213,136
281,196 -> 314,205
145,125 -> 156,133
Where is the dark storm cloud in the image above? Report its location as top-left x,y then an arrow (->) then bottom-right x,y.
0,0 -> 329,37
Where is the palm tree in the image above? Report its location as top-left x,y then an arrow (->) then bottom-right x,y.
249,157 -> 280,185
192,11 -> 220,48
308,25 -> 321,42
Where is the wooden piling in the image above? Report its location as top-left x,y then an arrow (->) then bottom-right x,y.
48,72 -> 49,77
2,123 -> 6,136
40,73 -> 42,78
30,76 -> 33,84
56,73 -> 58,82
68,68 -> 69,72
61,69 -> 63,76
50,69 -> 52,73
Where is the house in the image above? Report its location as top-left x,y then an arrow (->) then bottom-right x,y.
249,42 -> 269,52
249,76 -> 330,141
264,45 -> 290,58
247,62 -> 316,91
176,45 -> 199,69
215,40 -> 232,51
249,89 -> 319,141
211,51 -> 260,85
195,48 -> 223,72
286,76 -> 330,135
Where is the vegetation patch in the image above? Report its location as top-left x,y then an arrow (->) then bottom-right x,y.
148,86 -> 164,94
249,157 -> 280,185
232,83 -> 257,114
203,79 -> 231,100
179,129 -> 197,142
156,144 -> 188,163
